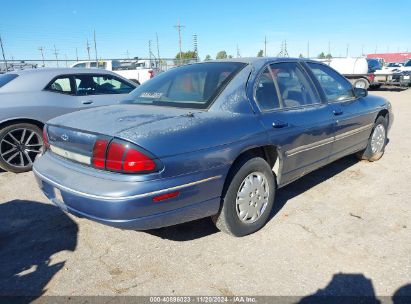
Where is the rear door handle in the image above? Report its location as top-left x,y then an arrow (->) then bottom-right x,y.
82,100 -> 94,105
272,121 -> 289,129
333,110 -> 343,116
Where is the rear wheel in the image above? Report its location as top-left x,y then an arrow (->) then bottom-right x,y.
212,157 -> 275,237
0,123 -> 43,173
353,78 -> 370,90
356,116 -> 388,162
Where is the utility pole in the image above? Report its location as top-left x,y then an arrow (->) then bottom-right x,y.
65,53 -> 68,67
264,36 -> 267,57
236,44 -> 240,58
93,30 -> 98,66
346,44 -> 349,57
156,32 -> 161,69
76,47 -> 79,61
86,39 -> 91,60
0,35 -> 8,71
53,45 -> 59,67
193,34 -> 198,61
148,40 -> 153,68
38,46 -> 45,67
174,19 -> 185,63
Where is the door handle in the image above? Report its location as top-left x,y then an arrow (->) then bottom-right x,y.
82,100 -> 94,105
272,121 -> 289,129
333,109 -> 343,116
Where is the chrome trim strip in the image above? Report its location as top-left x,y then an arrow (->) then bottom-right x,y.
334,123 -> 373,141
33,168 -> 221,201
50,145 -> 91,165
285,123 -> 374,157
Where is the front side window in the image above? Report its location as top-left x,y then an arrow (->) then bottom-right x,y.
125,62 -> 246,109
46,76 -> 72,94
0,74 -> 18,88
307,63 -> 354,102
74,74 -> 135,95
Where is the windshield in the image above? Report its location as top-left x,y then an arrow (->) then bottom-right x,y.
405,60 -> 411,67
125,62 -> 246,109
0,74 -> 18,88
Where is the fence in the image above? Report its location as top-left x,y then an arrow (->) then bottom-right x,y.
0,58 -> 198,74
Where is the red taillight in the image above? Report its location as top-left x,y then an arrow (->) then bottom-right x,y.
42,127 -> 49,150
148,70 -> 154,78
92,139 -> 108,169
368,73 -> 375,83
106,142 -> 125,171
92,139 -> 157,173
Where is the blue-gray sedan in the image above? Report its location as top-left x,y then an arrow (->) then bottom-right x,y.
0,68 -> 136,173
33,58 -> 393,236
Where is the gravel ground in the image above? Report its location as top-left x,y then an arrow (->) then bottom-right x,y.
0,88 -> 410,301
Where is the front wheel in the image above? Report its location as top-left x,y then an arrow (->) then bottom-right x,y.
212,157 -> 276,237
0,123 -> 44,173
356,116 -> 388,162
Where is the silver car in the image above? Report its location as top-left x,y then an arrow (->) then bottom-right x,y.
0,68 -> 137,173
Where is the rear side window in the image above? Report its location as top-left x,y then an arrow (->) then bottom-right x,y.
126,62 -> 246,109
255,67 -> 281,111
74,74 -> 135,95
0,74 -> 18,88
307,62 -> 354,102
73,63 -> 86,68
46,76 -> 73,94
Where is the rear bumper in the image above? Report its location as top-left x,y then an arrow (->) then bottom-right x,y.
33,153 -> 225,230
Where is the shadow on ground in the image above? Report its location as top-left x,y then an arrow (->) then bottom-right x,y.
147,155 -> 359,241
0,200 -> 78,300
297,273 -> 411,304
369,86 -> 409,92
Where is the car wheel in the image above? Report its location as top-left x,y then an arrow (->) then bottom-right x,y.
212,157 -> 276,237
353,78 -> 370,90
356,116 -> 388,162
0,123 -> 44,173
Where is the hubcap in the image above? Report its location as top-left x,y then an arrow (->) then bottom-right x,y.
236,172 -> 269,224
370,124 -> 386,154
0,128 -> 43,168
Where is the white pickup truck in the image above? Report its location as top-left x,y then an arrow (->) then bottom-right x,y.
71,60 -> 156,84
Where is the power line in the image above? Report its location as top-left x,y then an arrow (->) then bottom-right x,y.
174,18 -> 185,62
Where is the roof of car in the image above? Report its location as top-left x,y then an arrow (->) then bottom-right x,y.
198,57 -> 312,65
8,67 -> 119,76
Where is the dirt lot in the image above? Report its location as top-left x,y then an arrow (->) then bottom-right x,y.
0,88 -> 410,301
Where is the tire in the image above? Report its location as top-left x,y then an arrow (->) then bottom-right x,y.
0,123 -> 44,173
353,78 -> 370,90
356,116 -> 388,162
212,157 -> 276,237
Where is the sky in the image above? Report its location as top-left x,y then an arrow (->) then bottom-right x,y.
1,0 -> 411,61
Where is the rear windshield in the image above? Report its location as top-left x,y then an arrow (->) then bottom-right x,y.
125,62 -> 246,109
0,74 -> 18,88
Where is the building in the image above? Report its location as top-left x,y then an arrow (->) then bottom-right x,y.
367,52 -> 411,63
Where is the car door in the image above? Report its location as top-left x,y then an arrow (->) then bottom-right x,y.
73,74 -> 135,107
305,62 -> 376,162
253,61 -> 335,186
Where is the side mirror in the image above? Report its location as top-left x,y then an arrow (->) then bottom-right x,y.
354,87 -> 368,98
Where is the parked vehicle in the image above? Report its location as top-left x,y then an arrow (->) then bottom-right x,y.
34,58 -> 393,236
0,68 -> 137,173
71,60 -> 156,84
383,62 -> 404,71
318,57 -> 375,90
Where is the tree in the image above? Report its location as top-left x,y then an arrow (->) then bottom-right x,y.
204,54 -> 212,61
318,52 -> 326,59
257,50 -> 264,57
228,55 -> 233,59
174,51 -> 197,65
299,53 -> 304,58
216,51 -> 228,59
326,53 -> 333,59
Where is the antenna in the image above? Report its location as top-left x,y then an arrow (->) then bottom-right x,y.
0,35 -> 8,70
193,34 -> 198,61
174,18 -> 185,64
38,46 -> 45,67
86,39 -> 91,60
53,45 -> 59,67
93,30 -> 98,65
